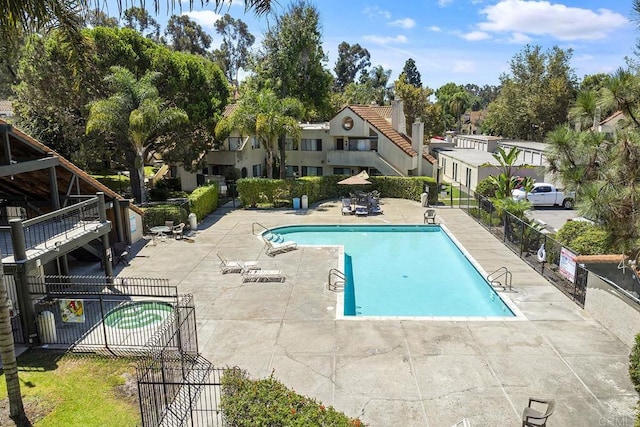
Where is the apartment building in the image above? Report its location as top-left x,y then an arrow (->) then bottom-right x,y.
175,100 -> 437,192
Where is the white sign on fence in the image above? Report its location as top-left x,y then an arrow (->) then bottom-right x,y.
559,247 -> 578,283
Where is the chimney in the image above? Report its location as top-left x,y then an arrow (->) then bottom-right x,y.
412,120 -> 424,176
392,98 -> 406,135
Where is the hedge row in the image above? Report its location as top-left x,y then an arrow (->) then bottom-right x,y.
236,176 -> 437,208
189,183 -> 219,222
142,204 -> 189,230
221,368 -> 364,426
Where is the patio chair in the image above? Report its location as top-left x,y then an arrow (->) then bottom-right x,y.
424,208 -> 437,224
354,204 -> 368,216
241,269 -> 285,282
451,419 -> 471,427
172,223 -> 185,240
216,251 -> 259,274
112,241 -> 131,266
264,238 -> 298,257
522,398 -> 555,427
341,198 -> 353,215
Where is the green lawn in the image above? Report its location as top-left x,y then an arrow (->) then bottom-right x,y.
0,350 -> 140,426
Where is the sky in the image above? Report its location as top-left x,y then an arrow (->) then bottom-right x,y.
109,0 -> 637,89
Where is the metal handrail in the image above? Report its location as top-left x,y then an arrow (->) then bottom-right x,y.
328,268 -> 346,291
487,266 -> 512,292
252,222 -> 270,235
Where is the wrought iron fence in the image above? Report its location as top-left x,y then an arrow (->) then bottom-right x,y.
457,186 -> 587,306
26,275 -> 177,353
137,294 -> 231,427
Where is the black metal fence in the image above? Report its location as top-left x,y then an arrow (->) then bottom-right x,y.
27,275 -> 178,354
137,294 -> 231,427
456,186 -> 587,306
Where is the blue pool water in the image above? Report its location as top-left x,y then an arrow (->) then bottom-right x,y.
267,225 -> 514,317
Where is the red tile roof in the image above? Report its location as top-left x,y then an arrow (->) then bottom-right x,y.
347,105 -> 417,156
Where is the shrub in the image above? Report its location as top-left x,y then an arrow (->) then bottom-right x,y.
475,177 -> 497,197
142,204 -> 188,230
556,221 -> 608,255
188,183 -> 218,221
221,368 -> 364,426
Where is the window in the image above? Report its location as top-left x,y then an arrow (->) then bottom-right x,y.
251,137 -> 260,149
465,168 -> 472,188
285,165 -> 299,177
301,138 -> 323,151
333,168 -> 350,175
302,166 -> 323,176
228,137 -> 242,150
453,163 -> 458,182
285,138 -> 298,151
252,164 -> 262,177
342,116 -> 354,130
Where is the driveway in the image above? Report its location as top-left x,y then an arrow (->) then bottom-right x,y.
527,206 -> 579,232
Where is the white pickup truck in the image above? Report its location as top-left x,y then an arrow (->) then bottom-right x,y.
512,183 -> 575,209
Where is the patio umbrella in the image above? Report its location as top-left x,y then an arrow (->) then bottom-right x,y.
338,171 -> 372,185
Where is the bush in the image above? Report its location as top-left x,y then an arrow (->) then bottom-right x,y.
556,221 -> 608,255
236,176 -> 437,208
188,183 -> 218,221
475,177 -> 497,197
221,368 -> 364,426
142,204 -> 188,230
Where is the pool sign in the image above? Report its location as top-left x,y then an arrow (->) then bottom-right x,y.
559,247 -> 577,283
60,299 -> 85,323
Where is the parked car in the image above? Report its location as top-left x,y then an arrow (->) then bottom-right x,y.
512,183 -> 575,209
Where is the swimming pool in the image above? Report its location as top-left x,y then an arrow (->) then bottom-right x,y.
266,225 -> 516,318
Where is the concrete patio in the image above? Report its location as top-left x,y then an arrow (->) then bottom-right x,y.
113,198 -> 636,426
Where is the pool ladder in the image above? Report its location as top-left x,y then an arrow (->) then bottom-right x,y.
328,269 -> 346,292
487,267 -> 513,292
252,222 -> 270,235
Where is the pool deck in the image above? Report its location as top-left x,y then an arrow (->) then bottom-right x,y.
114,198 -> 636,426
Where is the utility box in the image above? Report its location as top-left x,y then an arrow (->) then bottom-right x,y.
37,311 -> 57,344
421,193 -> 429,207
188,212 -> 197,231
301,195 -> 308,209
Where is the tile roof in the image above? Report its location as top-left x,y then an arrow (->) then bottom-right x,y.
348,105 -> 417,156
223,103 -> 238,117
423,152 -> 437,164
369,105 -> 392,120
0,100 -> 12,112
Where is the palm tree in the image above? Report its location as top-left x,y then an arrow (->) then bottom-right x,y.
489,146 -> 522,198
219,89 -> 301,179
86,66 -> 188,204
449,91 -> 470,132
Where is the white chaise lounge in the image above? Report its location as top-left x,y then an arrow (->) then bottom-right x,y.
241,269 -> 285,282
217,251 -> 259,274
263,239 -> 298,257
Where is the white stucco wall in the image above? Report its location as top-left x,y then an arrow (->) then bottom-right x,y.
585,273 -> 640,348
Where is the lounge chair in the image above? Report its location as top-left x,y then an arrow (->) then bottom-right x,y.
522,398 -> 555,427
424,208 -> 437,224
263,238 -> 298,257
354,204 -> 368,216
451,419 -> 471,427
341,198 -> 353,215
242,269 -> 285,282
217,251 -> 259,274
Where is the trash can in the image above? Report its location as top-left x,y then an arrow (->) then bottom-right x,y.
293,198 -> 301,209
421,192 -> 429,207
301,195 -> 308,209
37,311 -> 57,344
188,212 -> 197,231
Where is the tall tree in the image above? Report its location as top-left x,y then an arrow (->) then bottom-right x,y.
435,82 -> 468,131
254,0 -> 333,121
85,9 -> 119,28
86,67 -> 189,203
217,88 -> 301,179
122,7 -> 162,41
402,58 -> 421,88
213,14 -> 255,87
484,45 -> 577,140
569,90 -> 599,131
393,73 -> 432,136
360,65 -> 392,105
165,15 -> 212,56
333,42 -> 370,92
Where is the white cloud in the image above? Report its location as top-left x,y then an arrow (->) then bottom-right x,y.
428,25 -> 442,32
506,32 -> 532,44
389,18 -> 416,29
452,60 -> 476,73
462,31 -> 491,41
477,0 -> 629,41
438,0 -> 454,6
363,6 -> 392,19
182,10 -> 223,30
363,34 -> 408,45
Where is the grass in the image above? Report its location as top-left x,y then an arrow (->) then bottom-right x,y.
0,350 -> 140,426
